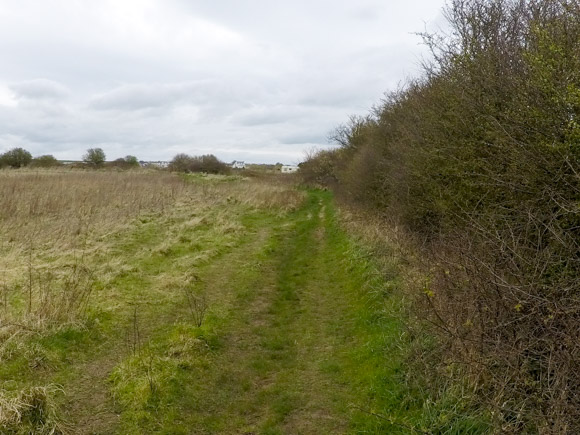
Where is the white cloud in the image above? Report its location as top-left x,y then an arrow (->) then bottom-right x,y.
0,85 -> 17,107
0,0 -> 446,163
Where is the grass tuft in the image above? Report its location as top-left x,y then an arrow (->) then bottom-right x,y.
0,385 -> 66,434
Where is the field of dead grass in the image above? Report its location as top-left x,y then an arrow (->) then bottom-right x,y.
0,169 -> 304,433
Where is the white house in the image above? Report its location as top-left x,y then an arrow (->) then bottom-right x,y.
231,161 -> 246,169
281,165 -> 299,173
139,161 -> 170,168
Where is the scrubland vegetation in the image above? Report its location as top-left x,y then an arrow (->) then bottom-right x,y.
168,153 -> 231,174
2,165 -> 449,434
302,0 -> 580,432
3,1 -> 579,433
0,170 -> 311,433
1,167 -> 484,433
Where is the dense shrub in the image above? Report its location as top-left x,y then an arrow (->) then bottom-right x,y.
168,153 -> 230,174
30,155 -> 61,168
106,155 -> 140,169
304,0 -> 580,431
0,148 -> 33,168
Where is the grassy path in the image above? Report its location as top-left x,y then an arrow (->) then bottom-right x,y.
0,177 -> 495,434
169,192 -> 358,434
99,189 -> 417,434
58,202 -> 281,434
2,187 -> 418,434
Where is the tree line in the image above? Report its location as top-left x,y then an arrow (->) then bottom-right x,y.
0,146 -> 230,174
302,0 -> 580,432
0,147 -> 138,169
0,147 -> 59,169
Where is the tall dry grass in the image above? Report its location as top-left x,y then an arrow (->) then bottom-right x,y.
0,170 -> 189,250
0,169 -> 304,433
0,171 -> 303,248
0,170 -> 303,332
0,385 -> 66,434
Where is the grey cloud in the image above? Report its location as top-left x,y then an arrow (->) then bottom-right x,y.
0,0 -> 447,163
10,79 -> 70,100
235,105 -> 307,126
89,83 -> 198,111
280,132 -> 328,145
88,79 -> 267,114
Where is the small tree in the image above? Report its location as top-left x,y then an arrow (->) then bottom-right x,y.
83,148 -> 106,167
0,147 -> 33,168
197,154 -> 229,174
169,153 -> 194,172
124,155 -> 139,167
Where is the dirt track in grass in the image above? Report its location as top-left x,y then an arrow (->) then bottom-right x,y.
60,189 -> 374,434
0,178 -> 414,434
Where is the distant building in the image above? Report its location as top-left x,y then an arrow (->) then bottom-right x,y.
231,161 -> 246,169
139,161 -> 170,168
281,165 -> 299,173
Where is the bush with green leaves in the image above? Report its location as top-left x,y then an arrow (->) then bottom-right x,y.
303,0 -> 580,431
0,147 -> 33,168
168,153 -> 229,174
83,147 -> 106,167
30,155 -> 61,168
107,155 -> 140,169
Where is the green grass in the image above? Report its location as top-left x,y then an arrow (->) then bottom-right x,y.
106,188 -> 431,433
1,180 -> 489,433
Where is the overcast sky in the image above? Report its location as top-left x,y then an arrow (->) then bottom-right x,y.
0,0 -> 446,164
